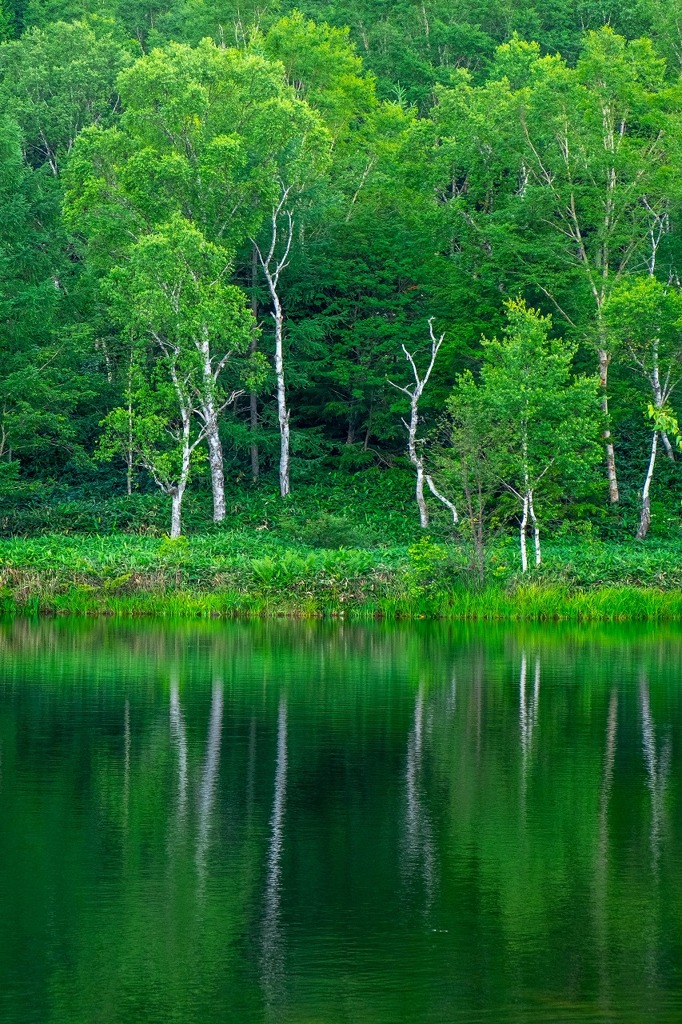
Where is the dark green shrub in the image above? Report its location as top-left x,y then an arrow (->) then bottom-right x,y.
300,513 -> 376,549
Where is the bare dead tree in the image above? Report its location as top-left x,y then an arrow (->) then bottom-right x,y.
389,320 -> 458,528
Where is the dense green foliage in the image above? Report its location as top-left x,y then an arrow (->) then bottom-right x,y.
3,0 -> 682,567
4,523 -> 682,619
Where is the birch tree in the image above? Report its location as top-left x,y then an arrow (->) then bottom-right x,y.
97,218 -> 256,535
434,29 -> 679,503
605,277 -> 682,539
453,300 -> 600,572
389,319 -> 458,528
252,187 -> 293,497
65,38 -> 330,497
99,356 -> 211,538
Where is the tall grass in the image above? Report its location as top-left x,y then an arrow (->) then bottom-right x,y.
2,533 -> 682,621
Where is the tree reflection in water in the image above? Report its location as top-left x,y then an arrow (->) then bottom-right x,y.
0,620 -> 680,1023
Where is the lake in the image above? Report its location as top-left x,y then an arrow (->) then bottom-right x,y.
0,618 -> 681,1022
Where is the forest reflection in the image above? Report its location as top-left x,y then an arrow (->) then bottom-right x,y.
0,618 -> 681,1023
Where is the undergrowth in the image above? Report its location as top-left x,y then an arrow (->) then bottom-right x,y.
1,532 -> 682,620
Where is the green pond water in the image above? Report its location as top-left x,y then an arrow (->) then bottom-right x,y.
0,619 -> 681,1023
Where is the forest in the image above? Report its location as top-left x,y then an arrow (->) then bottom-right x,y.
3,0 -> 682,611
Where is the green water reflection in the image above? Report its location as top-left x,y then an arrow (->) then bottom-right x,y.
0,619 -> 681,1022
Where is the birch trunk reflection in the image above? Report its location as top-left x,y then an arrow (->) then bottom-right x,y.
169,669 -> 189,823
595,688 -> 617,1007
640,674 -> 671,878
519,653 -> 540,793
639,672 -> 671,984
196,679 -> 224,881
261,696 -> 288,1012
403,683 -> 437,918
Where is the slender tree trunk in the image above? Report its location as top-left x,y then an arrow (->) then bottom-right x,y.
520,433 -> 532,571
169,391 -> 192,539
363,423 -> 371,451
204,406 -> 226,522
599,348 -> 620,503
253,202 -> 293,499
661,431 -> 676,462
272,290 -> 290,497
426,474 -> 458,524
651,345 -> 675,463
520,493 -> 529,573
199,328 -> 226,523
257,258 -> 290,497
405,387 -> 428,527
250,246 -> 260,483
170,484 -> 185,539
415,462 -> 428,528
389,323 -> 457,528
637,431 -> 658,540
637,339 -> 667,538
528,490 -> 541,566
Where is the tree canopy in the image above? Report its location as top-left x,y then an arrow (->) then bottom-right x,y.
3,0 -> 682,544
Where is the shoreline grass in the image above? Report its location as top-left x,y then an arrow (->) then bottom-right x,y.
2,533 -> 682,622
2,581 -> 682,622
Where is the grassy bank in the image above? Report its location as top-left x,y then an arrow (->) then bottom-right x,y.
2,533 -> 682,621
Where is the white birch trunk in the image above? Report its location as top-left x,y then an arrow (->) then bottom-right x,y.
637,336 -> 667,538
426,474 -> 458,524
599,348 -> 619,503
170,485 -> 185,539
405,389 -> 428,528
272,290 -> 290,498
519,433 -> 532,572
126,430 -> 133,496
415,463 -> 428,528
389,320 -> 457,529
198,328 -> 226,523
520,493 -> 529,574
651,343 -> 675,459
661,431 -> 676,462
203,399 -> 226,523
169,372 -> 193,539
528,490 -> 541,566
637,431 -> 658,540
253,199 -> 293,499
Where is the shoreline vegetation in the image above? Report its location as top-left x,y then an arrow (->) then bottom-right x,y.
3,530 -> 682,622
5,586 -> 682,623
